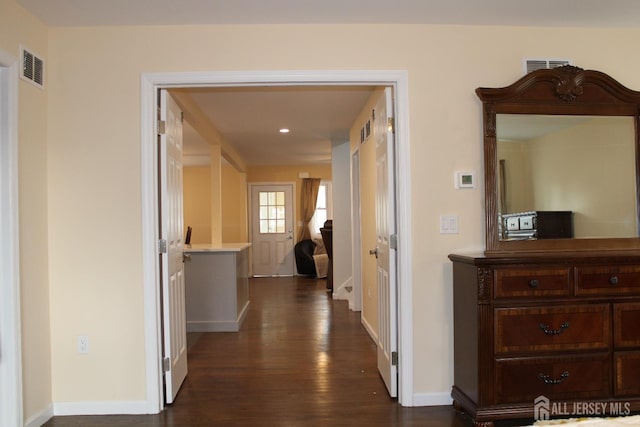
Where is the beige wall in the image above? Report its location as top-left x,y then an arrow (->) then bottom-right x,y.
184,164 -> 248,245
25,20 -> 640,409
500,117 -> 636,238
497,141 -> 534,213
183,167 -> 212,244
221,163 -> 248,243
247,164 -> 332,236
530,117 -> 636,237
0,0 -> 53,422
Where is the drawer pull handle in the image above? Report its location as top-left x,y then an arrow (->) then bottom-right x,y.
539,321 -> 570,335
609,276 -> 619,285
529,279 -> 539,288
538,371 -> 569,385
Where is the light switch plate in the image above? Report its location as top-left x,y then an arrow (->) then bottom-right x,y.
440,215 -> 459,234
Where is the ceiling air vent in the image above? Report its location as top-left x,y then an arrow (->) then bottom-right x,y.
523,58 -> 571,75
20,46 -> 44,89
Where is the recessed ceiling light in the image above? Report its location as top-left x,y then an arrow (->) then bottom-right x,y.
279,128 -> 290,133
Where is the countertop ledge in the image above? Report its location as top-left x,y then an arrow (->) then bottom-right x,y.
184,243 -> 251,253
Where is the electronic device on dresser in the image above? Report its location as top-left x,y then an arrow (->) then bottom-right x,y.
449,65 -> 640,426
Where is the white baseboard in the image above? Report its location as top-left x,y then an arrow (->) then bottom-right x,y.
53,400 -> 152,416
411,391 -> 453,407
360,315 -> 378,343
187,301 -> 249,332
24,404 -> 53,427
332,277 -> 352,301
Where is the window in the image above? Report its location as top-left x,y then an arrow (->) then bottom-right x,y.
310,182 -> 332,237
259,191 -> 286,234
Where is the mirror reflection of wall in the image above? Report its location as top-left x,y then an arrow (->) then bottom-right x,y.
497,115 -> 637,239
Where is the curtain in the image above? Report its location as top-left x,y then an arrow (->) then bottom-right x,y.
298,178 -> 321,242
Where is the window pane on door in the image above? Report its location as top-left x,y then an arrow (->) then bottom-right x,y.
259,191 -> 286,234
259,192 -> 268,205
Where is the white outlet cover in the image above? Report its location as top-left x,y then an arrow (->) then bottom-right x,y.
78,335 -> 89,354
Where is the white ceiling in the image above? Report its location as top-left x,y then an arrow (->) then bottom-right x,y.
19,0 -> 640,167
179,86 -> 376,166
17,0 -> 640,28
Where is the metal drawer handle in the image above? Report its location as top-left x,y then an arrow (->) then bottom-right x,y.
539,321 -> 569,335
538,371 -> 569,385
529,279 -> 539,288
609,276 -> 619,285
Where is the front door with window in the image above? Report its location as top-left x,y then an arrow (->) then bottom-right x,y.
250,184 -> 294,276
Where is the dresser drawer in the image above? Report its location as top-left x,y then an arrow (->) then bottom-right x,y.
576,265 -> 640,296
615,352 -> 640,396
614,303 -> 640,348
495,305 -> 609,354
495,354 -> 610,403
494,266 -> 571,299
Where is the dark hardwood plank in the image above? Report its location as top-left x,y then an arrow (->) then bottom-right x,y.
44,277 -> 481,426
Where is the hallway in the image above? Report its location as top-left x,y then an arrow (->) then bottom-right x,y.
45,276 -> 471,426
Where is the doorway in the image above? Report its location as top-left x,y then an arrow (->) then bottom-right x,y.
249,183 -> 295,277
141,70 -> 414,410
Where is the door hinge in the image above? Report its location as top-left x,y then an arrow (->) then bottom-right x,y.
158,239 -> 167,254
387,117 -> 395,134
181,111 -> 184,123
391,351 -> 398,366
390,234 -> 398,250
157,120 -> 166,135
163,357 -> 171,372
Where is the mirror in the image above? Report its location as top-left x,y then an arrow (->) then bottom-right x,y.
477,66 -> 640,253
497,114 -> 637,239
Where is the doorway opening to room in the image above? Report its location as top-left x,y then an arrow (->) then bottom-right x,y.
141,70 -> 414,410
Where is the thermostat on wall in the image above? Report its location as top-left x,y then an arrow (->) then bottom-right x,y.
455,171 -> 476,189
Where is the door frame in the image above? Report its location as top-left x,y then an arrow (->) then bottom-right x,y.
350,148 -> 363,312
140,70 -> 413,410
0,49 -> 23,426
248,182 -> 297,277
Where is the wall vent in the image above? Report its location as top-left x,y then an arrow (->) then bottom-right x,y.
20,46 -> 44,89
523,58 -> 571,75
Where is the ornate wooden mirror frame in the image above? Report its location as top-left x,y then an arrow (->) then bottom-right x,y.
477,65 -> 640,253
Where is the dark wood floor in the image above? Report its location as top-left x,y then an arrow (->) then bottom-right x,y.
43,276 -> 518,426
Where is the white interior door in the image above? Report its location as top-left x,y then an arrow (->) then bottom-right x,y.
250,184 -> 294,276
374,87 -> 398,397
159,89 -> 187,404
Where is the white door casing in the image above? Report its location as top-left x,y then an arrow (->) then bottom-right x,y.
159,90 -> 188,404
0,49 -> 23,427
374,87 -> 398,397
141,71 -> 414,410
250,184 -> 295,276
351,149 -> 363,312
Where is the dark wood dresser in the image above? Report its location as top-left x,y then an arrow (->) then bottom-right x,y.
449,252 -> 640,426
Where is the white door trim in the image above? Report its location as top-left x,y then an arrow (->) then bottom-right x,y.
350,148 -> 363,312
0,49 -> 24,427
140,70 -> 413,409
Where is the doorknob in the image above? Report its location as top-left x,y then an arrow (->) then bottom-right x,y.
369,247 -> 379,258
